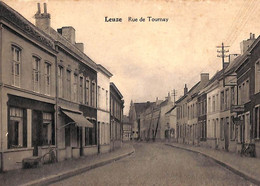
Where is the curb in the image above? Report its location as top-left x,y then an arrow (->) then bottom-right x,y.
165,143 -> 260,186
21,148 -> 135,186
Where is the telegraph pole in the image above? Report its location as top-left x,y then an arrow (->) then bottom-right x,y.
217,42 -> 230,86
171,89 -> 177,103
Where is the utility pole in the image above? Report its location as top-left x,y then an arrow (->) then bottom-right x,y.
217,42 -> 230,86
171,89 -> 177,103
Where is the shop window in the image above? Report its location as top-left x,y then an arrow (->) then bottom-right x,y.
85,121 -> 97,146
11,45 -> 21,87
42,112 -> 53,146
8,107 -> 27,148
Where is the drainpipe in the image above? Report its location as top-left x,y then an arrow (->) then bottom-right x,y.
0,23 -> 3,172
54,46 -> 58,160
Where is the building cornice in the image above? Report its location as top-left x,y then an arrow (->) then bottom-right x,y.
0,2 -> 55,51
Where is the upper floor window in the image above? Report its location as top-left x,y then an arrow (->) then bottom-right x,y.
91,81 -> 96,107
106,90 -> 108,111
66,70 -> 71,100
73,74 -> 78,102
44,62 -> 51,95
212,96 -> 215,112
231,87 -> 235,106
238,79 -> 250,104
220,91 -> 224,111
256,61 -> 260,94
225,88 -> 229,110
11,45 -> 21,87
79,76 -> 83,103
58,66 -> 64,98
33,56 -> 40,92
97,86 -> 101,108
85,78 -> 90,105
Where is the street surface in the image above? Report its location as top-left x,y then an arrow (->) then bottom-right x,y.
51,142 -> 254,186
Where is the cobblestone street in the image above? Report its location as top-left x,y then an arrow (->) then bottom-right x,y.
52,143 -> 254,186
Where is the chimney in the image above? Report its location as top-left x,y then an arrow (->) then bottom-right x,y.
35,3 -> 51,34
240,33 -> 256,54
200,73 -> 209,88
184,84 -> 188,95
57,27 -> 76,44
76,43 -> 84,52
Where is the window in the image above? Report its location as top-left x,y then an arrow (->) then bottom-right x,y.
97,86 -> 101,108
212,96 -> 215,112
85,121 -> 97,146
91,81 -> 96,107
79,77 -> 83,103
58,66 -> 64,98
106,90 -> 108,111
225,88 -> 229,110
42,112 -> 53,145
44,62 -> 51,95
8,107 -> 27,148
238,79 -> 250,104
230,116 -> 236,140
208,97 -> 211,113
254,106 -> 260,139
220,118 -> 224,140
256,61 -> 260,93
85,78 -> 90,105
32,56 -> 40,92
73,74 -> 78,102
11,45 -> 21,87
66,70 -> 71,100
220,91 -> 224,111
231,87 -> 235,106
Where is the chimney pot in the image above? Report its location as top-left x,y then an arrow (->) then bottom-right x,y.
44,3 -> 47,13
37,3 -> 41,14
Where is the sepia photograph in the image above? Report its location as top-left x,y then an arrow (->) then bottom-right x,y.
0,0 -> 260,185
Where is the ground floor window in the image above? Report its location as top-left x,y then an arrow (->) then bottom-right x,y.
42,112 -> 54,146
254,106 -> 260,139
8,107 -> 27,149
85,120 -> 97,145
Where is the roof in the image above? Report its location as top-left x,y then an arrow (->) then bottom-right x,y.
110,82 -> 123,99
97,64 -> 113,78
134,102 -> 155,115
49,28 -> 97,70
165,105 -> 177,114
175,81 -> 200,104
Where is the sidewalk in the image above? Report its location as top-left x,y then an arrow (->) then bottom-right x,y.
0,143 -> 135,186
165,142 -> 260,185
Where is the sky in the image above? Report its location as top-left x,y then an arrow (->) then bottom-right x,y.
2,0 -> 260,114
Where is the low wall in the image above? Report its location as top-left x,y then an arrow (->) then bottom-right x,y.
83,146 -> 98,156
100,144 -> 110,154
3,148 -> 33,171
255,142 -> 260,158
72,148 -> 80,159
57,148 -> 66,162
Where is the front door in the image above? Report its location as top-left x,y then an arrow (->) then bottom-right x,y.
79,127 -> 83,156
224,118 -> 229,151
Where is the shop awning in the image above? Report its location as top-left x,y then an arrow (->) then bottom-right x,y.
62,110 -> 93,128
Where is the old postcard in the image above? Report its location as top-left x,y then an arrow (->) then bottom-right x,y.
0,0 -> 259,185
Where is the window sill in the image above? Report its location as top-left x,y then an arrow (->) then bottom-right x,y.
5,147 -> 34,153
83,145 -> 97,148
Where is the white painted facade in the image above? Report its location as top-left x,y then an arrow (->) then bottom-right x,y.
97,65 -> 112,153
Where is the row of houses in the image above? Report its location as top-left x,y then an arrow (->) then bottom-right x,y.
174,33 -> 260,157
0,2 -> 124,171
129,94 -> 176,141
129,33 -> 260,159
